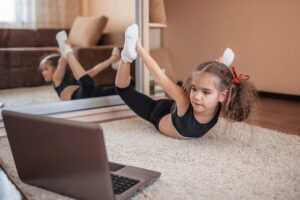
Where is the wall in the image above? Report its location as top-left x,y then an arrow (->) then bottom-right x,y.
163,0 -> 300,95
84,0 -> 135,32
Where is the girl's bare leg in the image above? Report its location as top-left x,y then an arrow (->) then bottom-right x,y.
56,31 -> 86,80
115,60 -> 131,88
115,24 -> 138,88
64,53 -> 86,80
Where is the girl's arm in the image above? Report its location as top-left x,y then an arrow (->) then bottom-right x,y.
87,57 -> 119,78
137,40 -> 189,114
52,57 -> 67,87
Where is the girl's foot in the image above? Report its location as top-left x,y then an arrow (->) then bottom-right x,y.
121,24 -> 138,63
221,48 -> 235,67
56,31 -> 73,58
111,47 -> 121,70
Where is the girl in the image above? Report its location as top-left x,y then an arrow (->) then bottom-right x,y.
115,24 -> 257,139
39,31 -> 122,101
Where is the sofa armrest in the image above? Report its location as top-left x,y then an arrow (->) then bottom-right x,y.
73,45 -> 135,87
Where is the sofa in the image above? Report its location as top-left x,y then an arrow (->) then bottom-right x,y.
0,28 -> 134,89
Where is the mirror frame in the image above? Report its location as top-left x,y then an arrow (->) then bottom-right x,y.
0,0 -> 145,121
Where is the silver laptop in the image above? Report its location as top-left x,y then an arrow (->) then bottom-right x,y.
2,110 -> 160,200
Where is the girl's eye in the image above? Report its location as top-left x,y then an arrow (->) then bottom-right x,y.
203,90 -> 211,95
191,87 -> 196,91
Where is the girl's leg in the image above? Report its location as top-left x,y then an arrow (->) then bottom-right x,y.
115,85 -> 173,129
115,60 -> 132,88
115,24 -> 173,129
56,31 -> 86,81
65,53 -> 87,81
92,85 -> 117,97
93,79 -> 134,97
115,24 -> 138,88
71,75 -> 95,100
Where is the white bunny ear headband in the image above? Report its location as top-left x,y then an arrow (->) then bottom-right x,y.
220,48 -> 250,85
221,48 -> 235,67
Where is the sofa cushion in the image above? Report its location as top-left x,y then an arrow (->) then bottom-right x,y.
0,29 -> 9,47
36,28 -> 69,47
0,29 -> 36,48
68,16 -> 108,47
98,32 -> 124,46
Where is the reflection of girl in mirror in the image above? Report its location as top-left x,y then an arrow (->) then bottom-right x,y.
39,31 -> 121,101
115,24 -> 257,139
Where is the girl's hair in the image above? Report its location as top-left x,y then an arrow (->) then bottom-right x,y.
39,53 -> 60,71
182,61 -> 257,122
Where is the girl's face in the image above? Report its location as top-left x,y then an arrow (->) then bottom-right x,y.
189,72 -> 227,114
40,60 -> 55,82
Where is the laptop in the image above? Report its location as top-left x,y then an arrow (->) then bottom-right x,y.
2,110 -> 161,200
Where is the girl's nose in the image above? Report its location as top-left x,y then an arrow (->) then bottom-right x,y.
194,91 -> 203,101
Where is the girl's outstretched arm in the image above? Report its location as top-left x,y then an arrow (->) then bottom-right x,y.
137,40 -> 189,114
52,56 -> 67,87
87,47 -> 121,78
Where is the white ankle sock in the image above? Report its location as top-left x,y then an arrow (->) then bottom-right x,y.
56,30 -> 73,58
222,48 -> 235,67
111,47 -> 120,70
121,24 -> 138,63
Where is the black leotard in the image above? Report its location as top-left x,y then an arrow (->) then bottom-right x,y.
54,73 -> 78,96
171,103 -> 222,138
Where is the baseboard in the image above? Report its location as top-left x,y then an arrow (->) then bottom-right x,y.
258,91 -> 300,102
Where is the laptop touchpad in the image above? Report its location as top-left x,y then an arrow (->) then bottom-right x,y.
109,162 -> 126,172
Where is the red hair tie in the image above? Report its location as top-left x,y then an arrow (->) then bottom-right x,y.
230,66 -> 250,85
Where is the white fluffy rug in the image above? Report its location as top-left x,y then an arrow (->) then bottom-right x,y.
0,85 -> 61,110
0,117 -> 299,200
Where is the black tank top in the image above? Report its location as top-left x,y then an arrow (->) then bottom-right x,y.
171,103 -> 222,138
54,73 -> 79,96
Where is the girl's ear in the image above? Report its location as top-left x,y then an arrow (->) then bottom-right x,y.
218,90 -> 228,102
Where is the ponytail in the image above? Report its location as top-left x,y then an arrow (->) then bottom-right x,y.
224,80 -> 257,121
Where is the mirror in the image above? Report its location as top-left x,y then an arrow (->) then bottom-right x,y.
0,0 -> 143,120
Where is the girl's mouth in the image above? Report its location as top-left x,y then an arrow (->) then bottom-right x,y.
193,102 -> 204,107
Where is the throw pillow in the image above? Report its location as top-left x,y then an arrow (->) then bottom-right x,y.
68,16 -> 108,47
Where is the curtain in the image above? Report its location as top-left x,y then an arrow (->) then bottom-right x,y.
15,0 -> 36,27
15,0 -> 81,28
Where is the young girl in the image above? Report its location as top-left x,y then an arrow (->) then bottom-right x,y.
39,31 -> 122,101
115,24 -> 257,139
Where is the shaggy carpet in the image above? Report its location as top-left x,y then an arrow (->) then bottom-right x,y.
0,117 -> 299,200
0,85 -> 60,111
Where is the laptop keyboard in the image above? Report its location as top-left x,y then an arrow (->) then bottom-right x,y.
111,174 -> 140,194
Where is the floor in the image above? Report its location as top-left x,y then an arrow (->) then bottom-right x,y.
248,97 -> 300,136
0,96 -> 299,137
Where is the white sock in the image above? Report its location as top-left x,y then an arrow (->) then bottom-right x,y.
121,24 -> 138,63
56,30 -> 73,58
222,48 -> 235,67
111,47 -> 120,70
